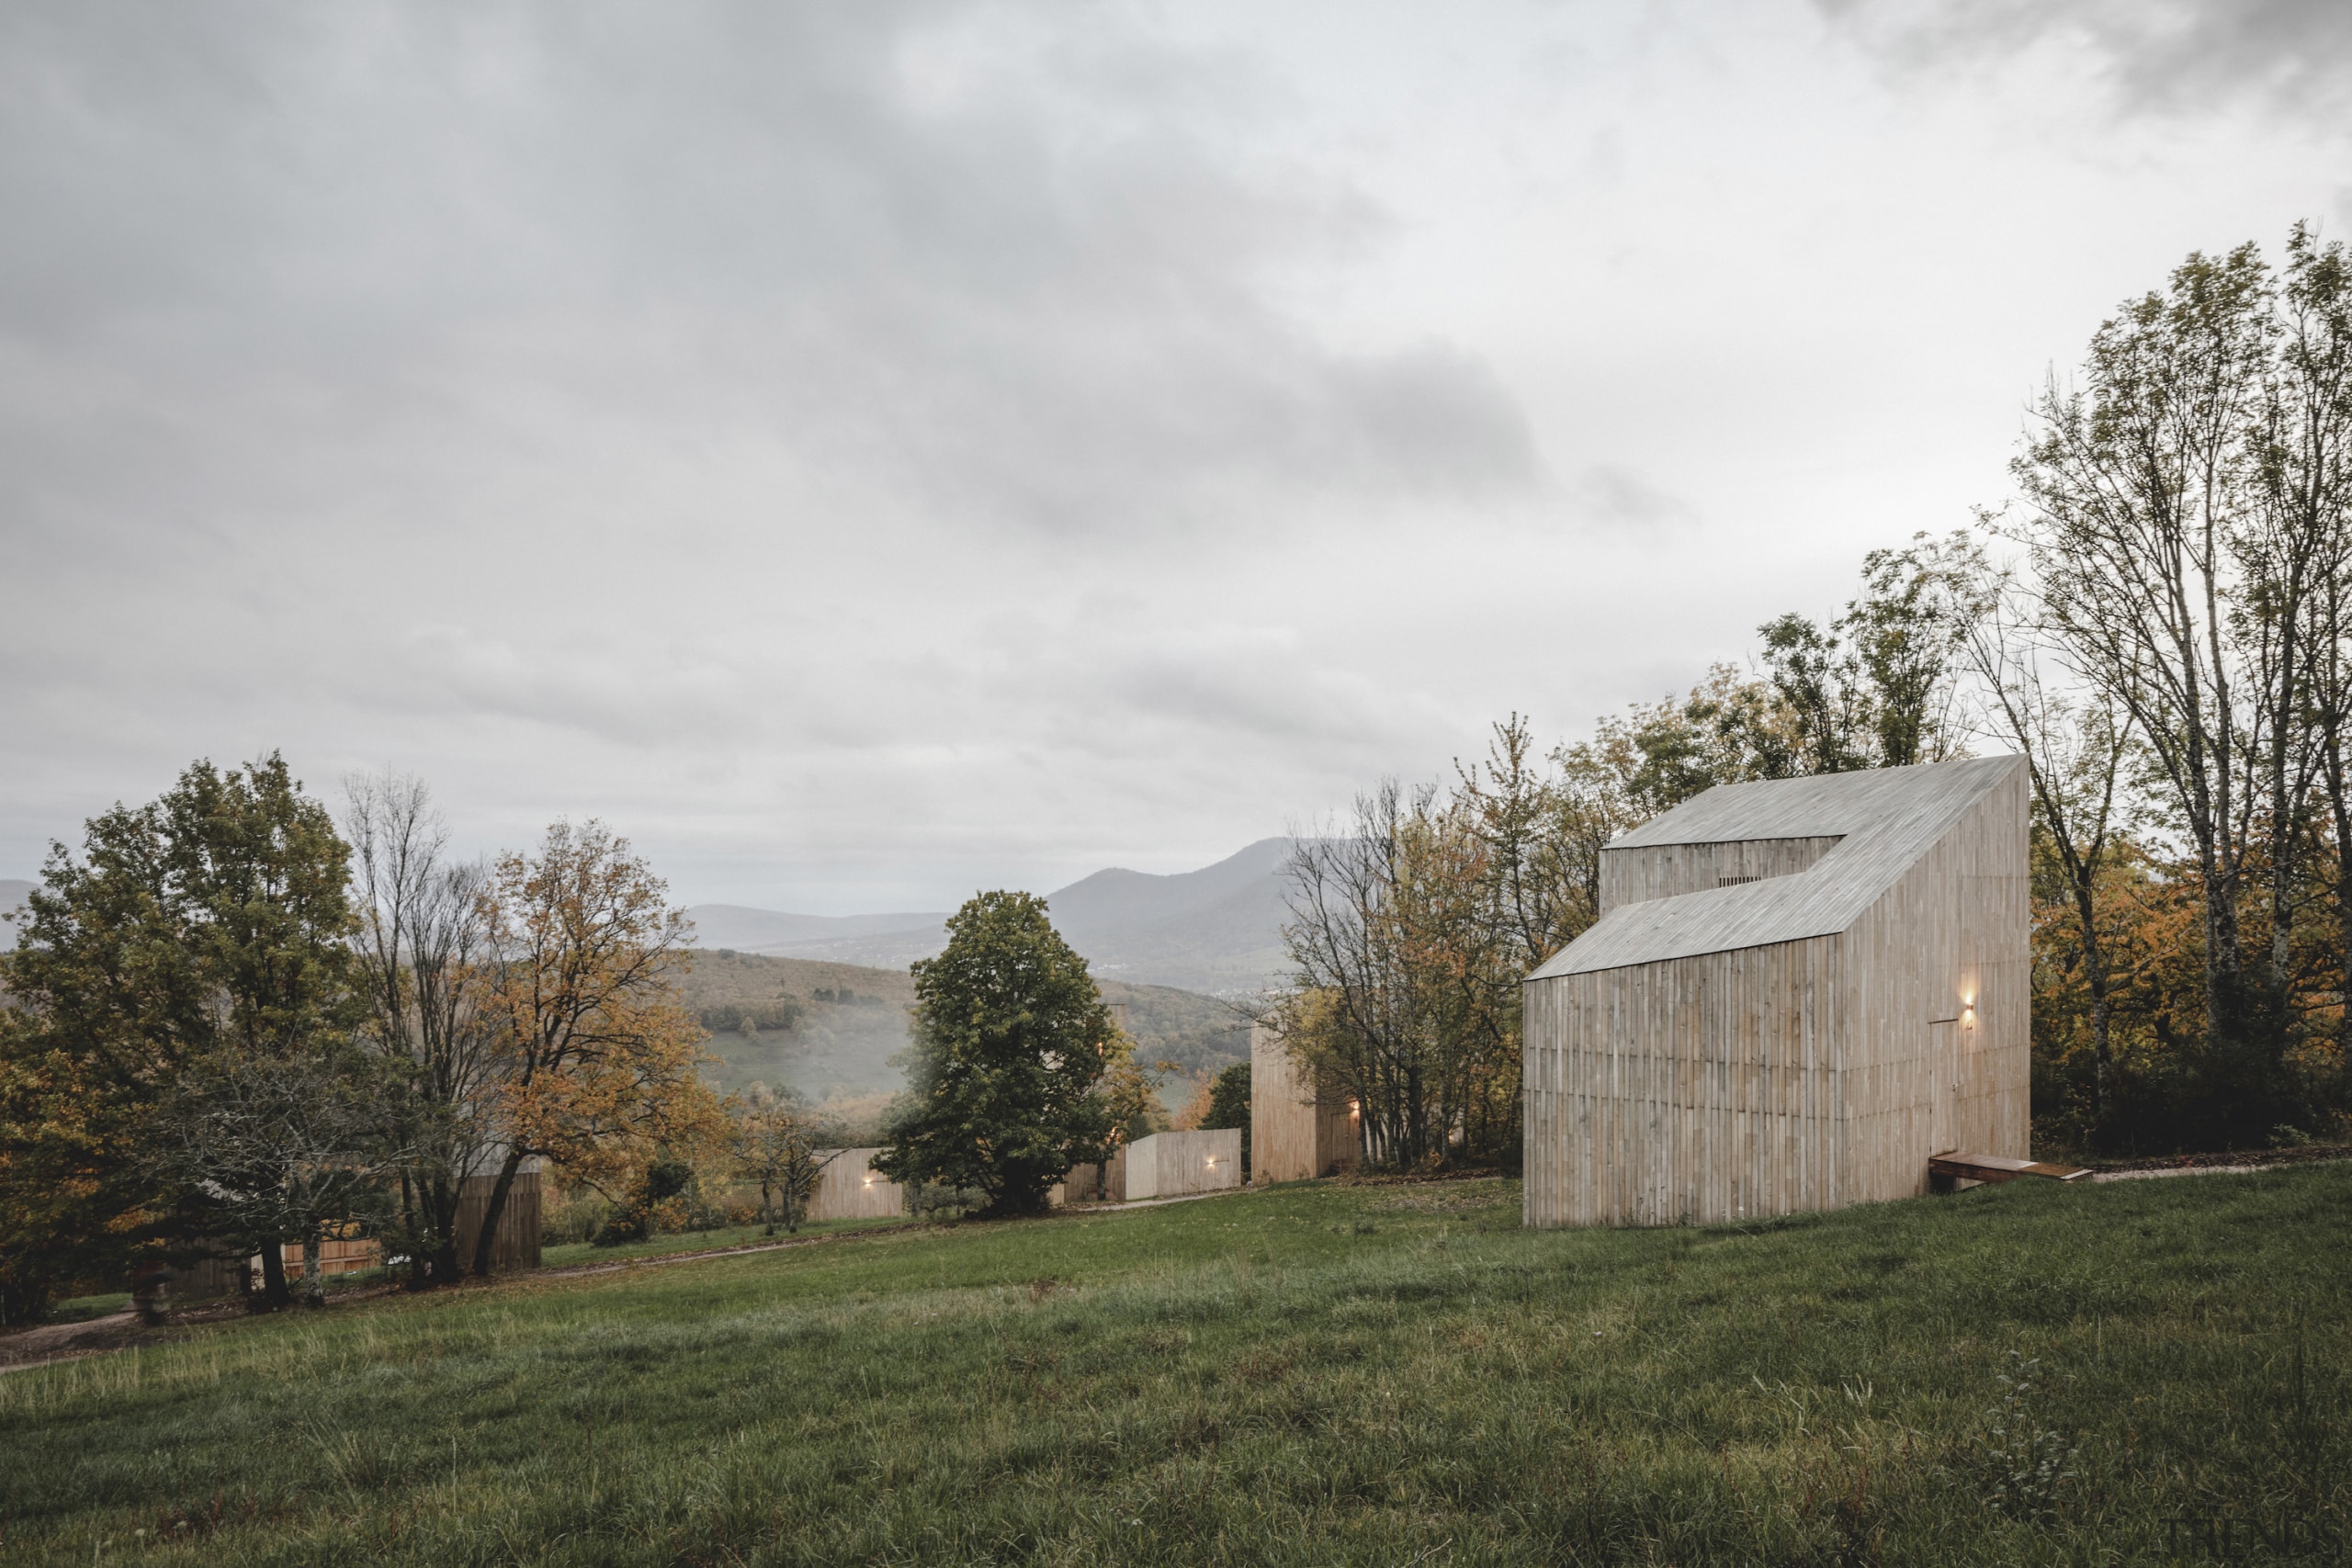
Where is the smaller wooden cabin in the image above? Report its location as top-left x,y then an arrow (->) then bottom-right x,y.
1249,1022 -> 1361,1183
805,1147 -> 910,1222
1120,1129 -> 1242,1200
1522,757 -> 2030,1228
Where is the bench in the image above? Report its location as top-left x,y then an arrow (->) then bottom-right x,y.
1928,1151 -> 2091,1193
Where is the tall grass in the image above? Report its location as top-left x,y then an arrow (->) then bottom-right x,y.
1,1168 -> 2345,1564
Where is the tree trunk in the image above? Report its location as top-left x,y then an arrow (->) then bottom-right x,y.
428,1174 -> 463,1286
258,1238 -> 291,1310
469,1149 -> 526,1279
2072,875 -> 2115,1141
300,1234 -> 325,1308
400,1168 -> 434,1291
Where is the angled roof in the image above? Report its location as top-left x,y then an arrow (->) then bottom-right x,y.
1529,756 -> 2023,979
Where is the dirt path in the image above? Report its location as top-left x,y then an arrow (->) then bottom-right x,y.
0,1309 -> 145,1374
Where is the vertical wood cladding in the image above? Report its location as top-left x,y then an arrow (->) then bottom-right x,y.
806,1147 -> 908,1221
1524,762 -> 2029,1228
1250,1023 -> 1360,1183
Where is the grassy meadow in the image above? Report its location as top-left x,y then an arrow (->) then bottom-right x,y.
2,1168 -> 2346,1565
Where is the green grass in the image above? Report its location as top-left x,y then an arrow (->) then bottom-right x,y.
540,1215 -> 915,1269
2,1169 -> 2346,1565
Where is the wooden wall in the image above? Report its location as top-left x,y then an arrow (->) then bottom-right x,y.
1523,933 -> 1848,1227
1062,1159 -> 1116,1203
1124,1129 -> 1243,1201
456,1171 -> 543,1272
1250,1023 -> 1359,1183
277,1234 -> 382,1278
806,1148 -> 908,1222
1600,836 -> 1845,908
1524,765 -> 2029,1228
1835,768 -> 2031,1197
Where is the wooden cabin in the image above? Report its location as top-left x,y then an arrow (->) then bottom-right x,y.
804,1147 -> 909,1222
1250,1022 -> 1361,1183
1119,1129 -> 1242,1200
1521,757 -> 2030,1228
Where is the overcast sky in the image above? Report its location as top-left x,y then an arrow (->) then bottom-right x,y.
5,0 -> 2348,912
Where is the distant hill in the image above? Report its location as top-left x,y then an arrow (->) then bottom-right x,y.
0,879 -> 31,953
684,907 -> 949,952
673,950 -> 1250,1111
684,839 -> 1295,996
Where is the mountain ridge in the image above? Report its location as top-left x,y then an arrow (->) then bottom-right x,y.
684,839 -> 1294,996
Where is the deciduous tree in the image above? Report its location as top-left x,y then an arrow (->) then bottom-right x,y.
471,821 -> 720,1276
874,892 -> 1115,1218
731,1085 -> 839,1235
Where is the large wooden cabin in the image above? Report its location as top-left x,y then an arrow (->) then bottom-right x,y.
1521,756 -> 2030,1227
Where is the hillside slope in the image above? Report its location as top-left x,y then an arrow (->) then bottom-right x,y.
6,1166 -> 2344,1563
673,952 -> 1250,1105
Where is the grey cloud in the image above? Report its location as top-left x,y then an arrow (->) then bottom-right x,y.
1567,465 -> 1697,534
0,3 -> 1536,547
1820,0 -> 2352,117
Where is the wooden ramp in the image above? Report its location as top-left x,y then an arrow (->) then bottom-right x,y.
1928,1151 -> 2090,1193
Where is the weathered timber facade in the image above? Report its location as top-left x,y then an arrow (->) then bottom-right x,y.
1250,1022 -> 1360,1184
1120,1129 -> 1243,1200
805,1148 -> 909,1222
1522,757 -> 2030,1228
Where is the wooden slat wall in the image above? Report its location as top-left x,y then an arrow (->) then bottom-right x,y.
1600,836 -> 1845,908
1524,933 -> 1846,1227
277,1235 -> 382,1278
455,1171 -> 542,1272
1062,1160 -> 1117,1203
806,1148 -> 908,1221
1524,764 -> 2030,1228
1123,1129 -> 1242,1200
1250,1022 -> 1319,1183
1838,767 -> 2031,1198
1249,1023 -> 1361,1182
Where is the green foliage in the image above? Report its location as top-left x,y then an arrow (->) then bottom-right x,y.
1200,1061 -> 1250,1174
874,892 -> 1115,1217
0,1168 -> 2345,1564
0,754 -> 362,1321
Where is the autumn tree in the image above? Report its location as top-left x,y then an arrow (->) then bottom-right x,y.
471,820 -> 721,1276
874,892 -> 1116,1218
1962,561 -> 2138,1137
